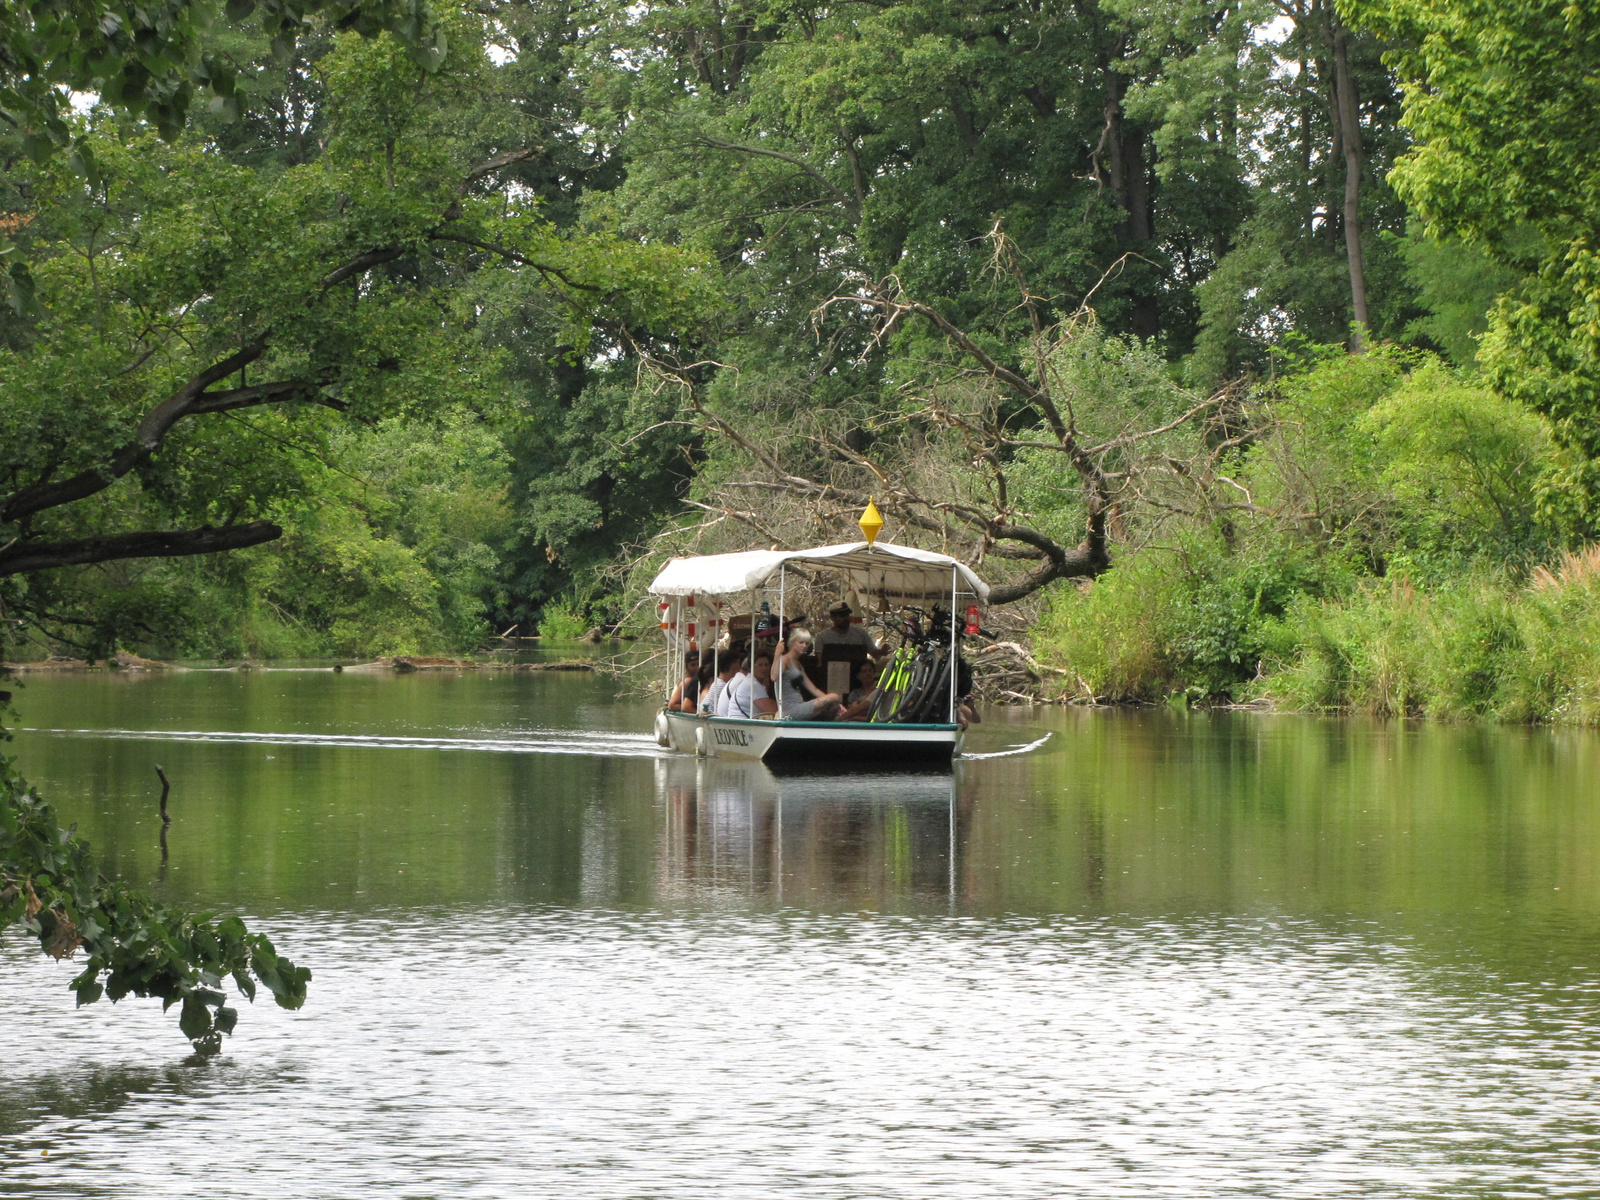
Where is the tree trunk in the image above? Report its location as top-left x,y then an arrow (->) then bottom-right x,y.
1298,58 -> 1313,236
1101,52 -> 1160,339
1331,17 -> 1369,351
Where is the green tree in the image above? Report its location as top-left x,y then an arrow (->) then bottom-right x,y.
1396,232 -> 1520,367
0,13 -> 713,652
602,0 -> 1270,352
1188,0 -> 1416,381
0,0 -> 445,147
1348,0 -> 1600,526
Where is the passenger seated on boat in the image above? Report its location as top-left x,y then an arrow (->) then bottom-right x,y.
728,651 -> 777,718
815,601 -> 885,660
667,650 -> 701,712
775,629 -> 842,721
702,645 -> 746,714
837,659 -> 881,722
715,662 -> 746,716
956,654 -> 981,730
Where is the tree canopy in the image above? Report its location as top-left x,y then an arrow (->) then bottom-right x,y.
1347,0 -> 1600,528
0,0 -> 1591,651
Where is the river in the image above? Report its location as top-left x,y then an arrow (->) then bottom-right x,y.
3,669 -> 1599,1197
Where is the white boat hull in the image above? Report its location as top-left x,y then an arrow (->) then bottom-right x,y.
662,710 -> 962,766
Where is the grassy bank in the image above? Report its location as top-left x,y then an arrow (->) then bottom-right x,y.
1035,547 -> 1600,724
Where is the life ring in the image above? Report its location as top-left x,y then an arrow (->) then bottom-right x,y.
654,711 -> 672,748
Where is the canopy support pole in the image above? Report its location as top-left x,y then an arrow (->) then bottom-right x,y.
948,566 -> 958,724
668,597 -> 678,704
776,565 -> 786,713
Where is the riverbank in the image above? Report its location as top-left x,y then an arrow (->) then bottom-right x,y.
20,559 -> 1600,728
2,654 -> 599,674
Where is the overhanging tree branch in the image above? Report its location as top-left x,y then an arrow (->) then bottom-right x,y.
0,522 -> 283,576
1,147 -> 548,562
695,137 -> 861,222
189,379 -> 347,415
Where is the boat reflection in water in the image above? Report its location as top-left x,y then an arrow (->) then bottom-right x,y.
654,756 -> 967,911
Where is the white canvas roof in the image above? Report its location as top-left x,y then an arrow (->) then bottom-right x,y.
647,541 -> 989,605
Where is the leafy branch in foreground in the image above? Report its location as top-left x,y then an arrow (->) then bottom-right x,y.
0,735 -> 308,1055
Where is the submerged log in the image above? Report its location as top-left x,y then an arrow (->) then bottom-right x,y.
112,650 -> 169,670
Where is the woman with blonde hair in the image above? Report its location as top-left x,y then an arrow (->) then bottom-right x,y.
774,628 -> 842,721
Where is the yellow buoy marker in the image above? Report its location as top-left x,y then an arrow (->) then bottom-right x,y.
859,498 -> 884,546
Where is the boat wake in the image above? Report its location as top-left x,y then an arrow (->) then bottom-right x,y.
962,732 -> 1054,760
21,726 -> 663,758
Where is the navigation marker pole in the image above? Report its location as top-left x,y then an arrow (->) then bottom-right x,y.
156,764 -> 172,880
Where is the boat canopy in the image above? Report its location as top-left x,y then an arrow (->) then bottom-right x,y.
647,541 -> 989,606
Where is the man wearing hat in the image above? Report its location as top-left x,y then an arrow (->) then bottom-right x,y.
815,600 -> 885,660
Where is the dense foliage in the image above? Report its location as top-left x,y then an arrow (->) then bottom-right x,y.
1350,0 -> 1600,531
0,0 -> 1592,692
0,6 -> 711,658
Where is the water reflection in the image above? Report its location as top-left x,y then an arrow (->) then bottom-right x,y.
656,758 -> 962,910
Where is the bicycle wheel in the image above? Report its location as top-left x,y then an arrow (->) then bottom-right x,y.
869,648 -> 913,722
909,650 -> 952,723
890,649 -> 938,723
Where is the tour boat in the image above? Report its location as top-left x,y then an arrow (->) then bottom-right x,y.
647,506 -> 989,767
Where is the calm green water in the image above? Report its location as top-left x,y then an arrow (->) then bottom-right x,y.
4,671 -> 1600,1197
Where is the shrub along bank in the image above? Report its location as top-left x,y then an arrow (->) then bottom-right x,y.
1029,347 -> 1600,724
1038,549 -> 1600,724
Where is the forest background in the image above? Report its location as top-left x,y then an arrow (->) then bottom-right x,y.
3,0 -> 1599,723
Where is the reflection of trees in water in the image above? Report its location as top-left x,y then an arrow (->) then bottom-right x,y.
656,759 -> 967,911
0,1059 -> 288,1143
0,1068 -> 164,1141
502,756 -> 662,908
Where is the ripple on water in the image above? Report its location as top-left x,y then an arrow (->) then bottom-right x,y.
5,908 -> 1600,1199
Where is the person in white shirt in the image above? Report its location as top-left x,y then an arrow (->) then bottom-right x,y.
727,652 -> 776,718
702,645 -> 746,714
715,667 -> 746,716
